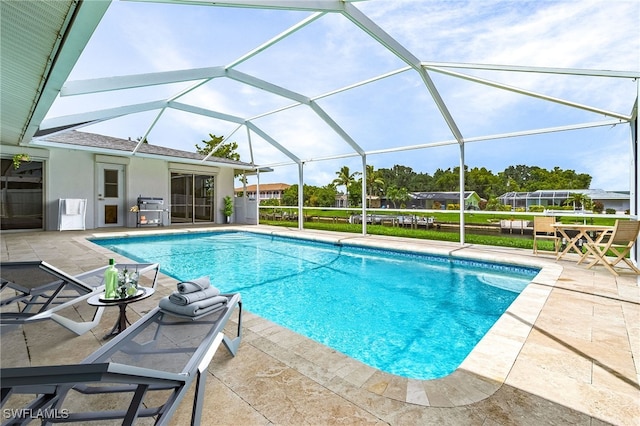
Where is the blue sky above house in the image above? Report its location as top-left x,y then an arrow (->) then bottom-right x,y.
45,0 -> 639,192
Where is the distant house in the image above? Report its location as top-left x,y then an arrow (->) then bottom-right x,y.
498,189 -> 630,213
334,194 -> 380,208
381,191 -> 482,210
235,183 -> 291,203
409,191 -> 482,210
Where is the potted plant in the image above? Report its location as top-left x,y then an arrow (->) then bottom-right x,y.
12,153 -> 30,169
222,196 -> 234,223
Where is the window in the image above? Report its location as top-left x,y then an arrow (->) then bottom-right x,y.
0,159 -> 43,230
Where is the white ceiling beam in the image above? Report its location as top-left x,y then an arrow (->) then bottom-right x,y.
425,65 -> 632,121
257,118 -> 625,167
169,102 -> 246,124
308,101 -> 364,156
202,123 -> 245,162
61,66 -> 226,96
123,0 -> 350,12
342,3 -> 465,145
312,66 -> 412,101
168,101 -> 302,164
226,69 -> 310,104
38,100 -> 168,131
226,12 -> 326,69
421,62 -> 640,79
245,122 -> 301,163
366,119 -> 626,156
133,108 -> 167,153
225,69 -> 366,156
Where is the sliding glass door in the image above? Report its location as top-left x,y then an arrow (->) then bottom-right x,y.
170,172 -> 215,223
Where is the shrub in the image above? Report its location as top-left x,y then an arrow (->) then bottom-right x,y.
605,208 -> 616,214
592,201 -> 604,214
528,205 -> 545,212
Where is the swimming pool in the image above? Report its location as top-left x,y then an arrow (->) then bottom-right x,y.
92,231 -> 539,380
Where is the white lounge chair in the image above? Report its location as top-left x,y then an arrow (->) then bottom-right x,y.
1,261 -> 159,335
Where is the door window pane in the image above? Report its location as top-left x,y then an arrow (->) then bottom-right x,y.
104,169 -> 118,198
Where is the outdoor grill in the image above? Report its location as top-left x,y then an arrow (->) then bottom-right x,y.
136,197 -> 164,227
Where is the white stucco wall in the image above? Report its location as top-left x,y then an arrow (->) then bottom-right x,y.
127,157 -> 169,227
42,146 -> 237,230
216,166 -> 235,223
46,148 -> 96,230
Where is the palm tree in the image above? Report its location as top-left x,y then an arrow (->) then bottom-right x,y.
386,186 -> 399,208
396,187 -> 410,208
564,192 -> 591,210
332,166 -> 361,208
365,165 -> 385,208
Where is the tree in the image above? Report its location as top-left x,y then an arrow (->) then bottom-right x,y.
332,166 -> 361,208
564,192 -> 591,210
466,166 -> 501,200
365,165 -> 385,208
282,185 -> 299,206
432,168 -> 459,191
386,186 -> 410,209
378,165 -> 416,192
282,184 -> 337,207
195,134 -> 240,161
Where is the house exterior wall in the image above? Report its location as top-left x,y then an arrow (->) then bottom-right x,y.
128,156 -> 169,227
39,146 -> 235,230
46,148 -> 96,230
216,167 -> 235,223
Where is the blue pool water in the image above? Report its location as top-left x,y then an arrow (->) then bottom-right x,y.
92,231 -> 538,380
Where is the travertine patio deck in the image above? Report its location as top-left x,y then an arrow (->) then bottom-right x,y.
1,225 -> 638,425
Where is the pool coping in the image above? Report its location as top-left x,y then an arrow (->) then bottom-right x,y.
85,225 -> 562,407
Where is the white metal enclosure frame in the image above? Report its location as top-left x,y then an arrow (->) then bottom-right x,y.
19,0 -> 639,263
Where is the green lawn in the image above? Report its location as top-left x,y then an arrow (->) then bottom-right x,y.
260,219 -> 550,250
259,209 -> 622,253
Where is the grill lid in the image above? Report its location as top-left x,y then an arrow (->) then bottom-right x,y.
137,197 -> 163,205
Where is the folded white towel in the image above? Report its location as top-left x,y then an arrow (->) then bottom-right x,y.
169,286 -> 220,305
177,276 -> 211,294
65,199 -> 83,215
159,295 -> 228,317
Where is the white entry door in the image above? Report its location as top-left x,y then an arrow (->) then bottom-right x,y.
97,163 -> 125,227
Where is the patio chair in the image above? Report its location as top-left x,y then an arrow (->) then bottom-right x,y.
532,216 -> 560,255
1,261 -> 159,335
1,293 -> 242,426
580,220 -> 640,276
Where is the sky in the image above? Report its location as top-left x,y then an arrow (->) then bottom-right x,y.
44,0 -> 640,192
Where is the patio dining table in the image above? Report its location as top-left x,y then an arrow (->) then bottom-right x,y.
552,223 -> 614,262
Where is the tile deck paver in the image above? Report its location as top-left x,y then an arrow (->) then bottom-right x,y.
1,225 -> 639,425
